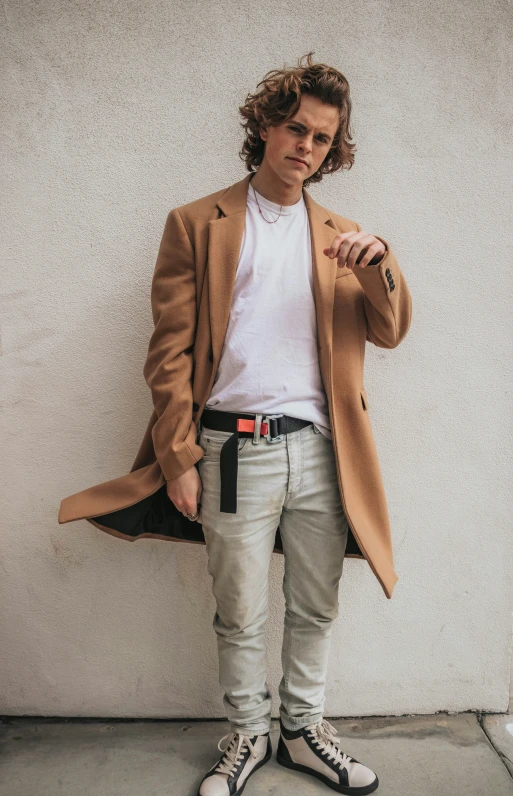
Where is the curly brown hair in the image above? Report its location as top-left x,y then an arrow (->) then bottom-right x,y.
238,52 -> 356,187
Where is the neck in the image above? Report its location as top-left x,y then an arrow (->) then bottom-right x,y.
250,162 -> 303,206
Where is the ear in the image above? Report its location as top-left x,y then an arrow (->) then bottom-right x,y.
259,126 -> 267,142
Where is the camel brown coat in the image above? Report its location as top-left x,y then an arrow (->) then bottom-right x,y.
58,173 -> 412,599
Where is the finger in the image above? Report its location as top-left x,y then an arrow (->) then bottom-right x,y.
336,235 -> 360,267
323,233 -> 355,259
346,236 -> 379,269
323,245 -> 343,258
354,241 -> 383,268
344,244 -> 364,269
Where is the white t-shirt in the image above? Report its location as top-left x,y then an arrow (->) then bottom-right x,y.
205,180 -> 332,439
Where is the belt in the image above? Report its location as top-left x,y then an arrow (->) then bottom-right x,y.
200,409 -> 313,514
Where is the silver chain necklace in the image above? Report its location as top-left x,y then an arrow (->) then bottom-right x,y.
251,184 -> 283,224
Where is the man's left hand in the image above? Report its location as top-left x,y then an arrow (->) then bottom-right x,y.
323,231 -> 386,269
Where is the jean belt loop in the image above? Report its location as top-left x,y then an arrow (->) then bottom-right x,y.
253,413 -> 263,445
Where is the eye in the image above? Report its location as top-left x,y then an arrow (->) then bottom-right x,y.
288,125 -> 329,144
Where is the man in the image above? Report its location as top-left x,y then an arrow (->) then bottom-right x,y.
59,52 -> 412,795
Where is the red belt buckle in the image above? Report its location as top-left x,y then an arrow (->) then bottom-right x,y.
237,418 -> 269,436
237,415 -> 285,443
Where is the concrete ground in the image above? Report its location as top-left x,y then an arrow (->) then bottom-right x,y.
1,712 -> 512,796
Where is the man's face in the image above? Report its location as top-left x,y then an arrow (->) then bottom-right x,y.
259,94 -> 340,186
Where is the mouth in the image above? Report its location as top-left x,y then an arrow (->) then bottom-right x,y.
287,157 -> 308,167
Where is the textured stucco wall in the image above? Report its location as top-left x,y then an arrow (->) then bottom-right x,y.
2,0 -> 512,719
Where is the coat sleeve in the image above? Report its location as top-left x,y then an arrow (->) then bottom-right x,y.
142,208 -> 204,481
352,222 -> 413,349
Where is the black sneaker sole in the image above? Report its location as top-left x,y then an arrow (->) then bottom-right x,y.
197,740 -> 272,796
276,751 -> 379,795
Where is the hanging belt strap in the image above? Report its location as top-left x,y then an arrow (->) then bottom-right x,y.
201,409 -> 312,513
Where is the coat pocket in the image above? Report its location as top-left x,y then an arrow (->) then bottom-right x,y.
360,388 -> 369,410
335,265 -> 354,278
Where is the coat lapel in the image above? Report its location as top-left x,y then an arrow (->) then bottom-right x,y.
207,172 -> 350,366
207,178 -> 248,366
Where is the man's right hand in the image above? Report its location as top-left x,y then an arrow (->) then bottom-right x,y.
166,466 -> 203,521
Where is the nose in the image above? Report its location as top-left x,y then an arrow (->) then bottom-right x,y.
298,135 -> 313,155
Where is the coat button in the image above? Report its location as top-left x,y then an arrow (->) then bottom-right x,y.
385,268 -> 391,276
193,402 -> 199,412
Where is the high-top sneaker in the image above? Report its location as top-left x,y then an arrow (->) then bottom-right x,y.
197,730 -> 272,796
277,717 -> 379,794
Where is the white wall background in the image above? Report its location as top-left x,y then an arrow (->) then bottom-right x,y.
1,0 -> 512,719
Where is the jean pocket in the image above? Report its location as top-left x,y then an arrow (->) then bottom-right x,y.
199,428 -> 249,455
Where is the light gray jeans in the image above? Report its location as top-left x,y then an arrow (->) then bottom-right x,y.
197,419 -> 349,735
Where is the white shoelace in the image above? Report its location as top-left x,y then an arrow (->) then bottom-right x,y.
305,718 -> 354,771
215,732 -> 259,777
